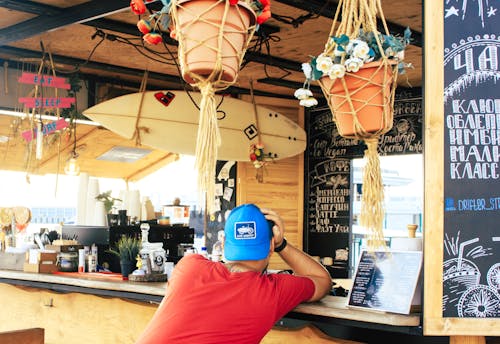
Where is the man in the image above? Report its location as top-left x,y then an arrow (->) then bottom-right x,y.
136,204 -> 331,344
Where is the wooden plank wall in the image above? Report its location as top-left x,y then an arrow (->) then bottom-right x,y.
238,95 -> 304,270
0,283 -> 357,344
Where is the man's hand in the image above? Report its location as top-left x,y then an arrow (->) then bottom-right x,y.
261,208 -> 284,247
260,207 -> 332,302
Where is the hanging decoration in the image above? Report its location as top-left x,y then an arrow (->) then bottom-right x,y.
17,70 -> 75,161
296,0 -> 411,250
169,0 -> 269,214
132,0 -> 172,45
14,45 -> 78,185
248,79 -> 273,183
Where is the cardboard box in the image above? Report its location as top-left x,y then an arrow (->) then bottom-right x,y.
23,252 -> 58,274
0,252 -> 25,271
45,244 -> 83,253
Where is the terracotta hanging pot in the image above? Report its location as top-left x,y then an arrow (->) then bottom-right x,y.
173,0 -> 256,85
319,61 -> 396,138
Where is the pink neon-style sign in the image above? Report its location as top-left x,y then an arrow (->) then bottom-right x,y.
21,119 -> 69,142
18,72 -> 71,89
18,97 -> 76,109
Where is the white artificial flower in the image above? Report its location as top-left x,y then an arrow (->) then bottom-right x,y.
344,57 -> 364,73
301,63 -> 313,79
300,97 -> 318,107
328,64 -> 346,79
294,88 -> 313,100
315,54 -> 334,74
352,40 -> 370,60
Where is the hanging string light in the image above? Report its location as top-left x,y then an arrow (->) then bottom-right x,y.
35,120 -> 43,160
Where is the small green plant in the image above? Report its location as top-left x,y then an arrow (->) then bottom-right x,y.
108,236 -> 141,262
95,190 -> 121,213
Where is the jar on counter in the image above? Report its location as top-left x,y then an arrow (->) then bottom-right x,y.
57,252 -> 79,272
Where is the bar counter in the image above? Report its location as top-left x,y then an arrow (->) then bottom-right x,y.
0,270 -> 425,343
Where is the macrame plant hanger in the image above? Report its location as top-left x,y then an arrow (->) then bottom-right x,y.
318,0 -> 399,250
170,0 -> 257,214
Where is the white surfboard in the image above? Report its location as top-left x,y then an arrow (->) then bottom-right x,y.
83,90 -> 306,161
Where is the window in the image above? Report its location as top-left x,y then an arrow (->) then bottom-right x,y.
350,154 -> 423,269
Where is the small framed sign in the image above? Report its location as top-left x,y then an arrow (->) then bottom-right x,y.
347,250 -> 423,315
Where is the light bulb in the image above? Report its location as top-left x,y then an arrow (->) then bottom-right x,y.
64,156 -> 80,176
35,121 -> 43,160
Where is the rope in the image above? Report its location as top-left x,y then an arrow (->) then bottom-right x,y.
249,78 -> 266,183
171,0 -> 257,214
320,0 -> 398,250
195,81 -> 221,215
249,79 -> 261,144
132,70 -> 151,146
359,138 -> 386,250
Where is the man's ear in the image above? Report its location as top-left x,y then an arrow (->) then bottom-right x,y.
269,240 -> 274,256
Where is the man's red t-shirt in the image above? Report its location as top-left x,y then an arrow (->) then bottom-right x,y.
135,254 -> 315,344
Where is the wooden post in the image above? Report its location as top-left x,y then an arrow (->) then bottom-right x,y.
449,337 -> 485,344
424,0 -> 499,340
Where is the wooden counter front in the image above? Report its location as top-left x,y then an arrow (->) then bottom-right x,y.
0,270 -> 422,343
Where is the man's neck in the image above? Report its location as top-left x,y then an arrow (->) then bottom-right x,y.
225,261 -> 266,273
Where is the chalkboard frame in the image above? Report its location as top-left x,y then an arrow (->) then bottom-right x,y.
423,0 -> 500,336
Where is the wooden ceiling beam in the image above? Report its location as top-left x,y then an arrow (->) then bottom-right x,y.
0,0 -> 132,46
0,0 -> 276,47
0,47 -> 294,99
0,0 -> 61,16
36,126 -> 100,169
125,152 -> 179,182
273,0 -> 422,48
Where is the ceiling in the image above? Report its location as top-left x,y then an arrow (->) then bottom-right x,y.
0,0 -> 423,180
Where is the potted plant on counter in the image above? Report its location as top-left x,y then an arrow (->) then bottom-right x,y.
95,190 -> 121,214
108,236 -> 141,280
95,190 -> 121,225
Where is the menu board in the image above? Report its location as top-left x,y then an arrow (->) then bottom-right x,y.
304,87 -> 422,277
305,107 -> 353,277
442,1 -> 500,318
348,250 -> 423,315
380,88 -> 423,156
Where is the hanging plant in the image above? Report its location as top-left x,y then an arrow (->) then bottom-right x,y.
129,0 -> 271,212
296,0 -> 411,250
169,0 -> 270,214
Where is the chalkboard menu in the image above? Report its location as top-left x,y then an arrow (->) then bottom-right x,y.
348,250 -> 423,315
380,88 -> 423,156
442,1 -> 500,318
304,87 -> 423,277
305,106 -> 353,277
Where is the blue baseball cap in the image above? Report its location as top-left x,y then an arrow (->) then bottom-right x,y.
224,204 -> 272,261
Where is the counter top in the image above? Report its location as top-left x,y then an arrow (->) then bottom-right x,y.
0,270 -> 166,296
0,270 -> 421,332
